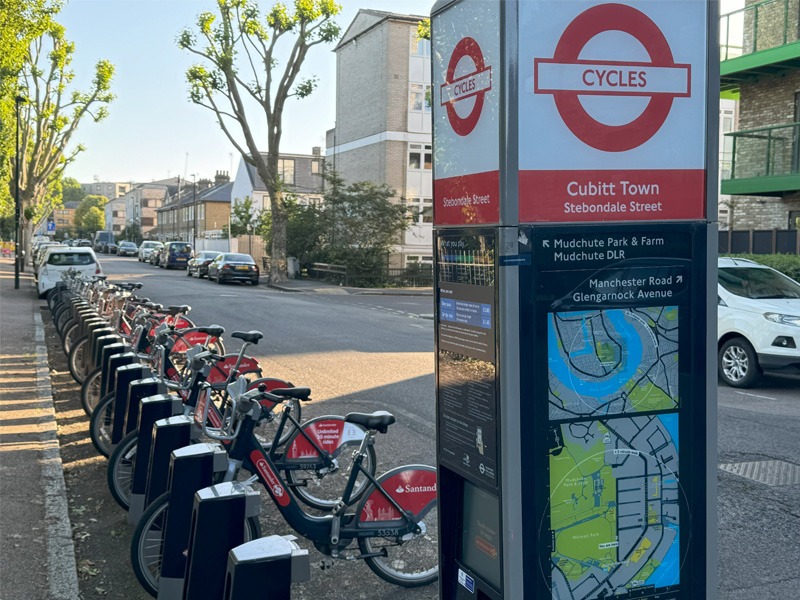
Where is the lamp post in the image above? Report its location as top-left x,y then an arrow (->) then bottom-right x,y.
14,95 -> 28,290
191,174 -> 197,247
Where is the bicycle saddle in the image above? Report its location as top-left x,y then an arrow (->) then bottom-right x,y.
231,330 -> 263,344
197,325 -> 225,337
270,387 -> 311,401
167,305 -> 191,315
345,411 -> 395,434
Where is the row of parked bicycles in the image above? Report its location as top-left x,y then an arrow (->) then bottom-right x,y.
46,271 -> 439,597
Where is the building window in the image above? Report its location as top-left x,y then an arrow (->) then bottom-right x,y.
113,210 -> 121,218
311,159 -> 320,174
790,211 -> 800,229
410,30 -> 430,57
142,217 -> 155,227
409,84 -> 431,112
407,197 -> 433,224
278,159 -> 295,185
199,204 -> 205,221
408,144 -> 432,170
406,255 -> 433,266
720,111 -> 735,180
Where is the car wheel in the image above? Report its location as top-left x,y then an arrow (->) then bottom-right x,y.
719,337 -> 761,388
216,274 -> 224,284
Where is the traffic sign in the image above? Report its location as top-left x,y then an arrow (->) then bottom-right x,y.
46,220 -> 56,233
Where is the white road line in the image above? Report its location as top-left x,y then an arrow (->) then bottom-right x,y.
734,391 -> 777,400
34,312 -> 80,600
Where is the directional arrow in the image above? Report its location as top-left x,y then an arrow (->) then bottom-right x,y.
676,275 -> 683,283
542,240 -> 550,248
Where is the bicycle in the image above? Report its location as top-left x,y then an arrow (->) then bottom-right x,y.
131,378 -> 437,595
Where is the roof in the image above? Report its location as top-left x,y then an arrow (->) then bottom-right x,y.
336,9 -> 427,51
156,180 -> 233,211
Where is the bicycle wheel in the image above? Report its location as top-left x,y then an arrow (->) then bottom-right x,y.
54,304 -> 74,335
358,466 -> 439,587
61,321 -> 79,355
80,367 -> 103,416
131,493 -> 261,597
68,336 -> 89,384
284,417 -> 376,511
107,429 -> 137,510
89,392 -> 115,457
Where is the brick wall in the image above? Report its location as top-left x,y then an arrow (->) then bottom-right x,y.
728,194 -> 800,229
201,202 -> 231,233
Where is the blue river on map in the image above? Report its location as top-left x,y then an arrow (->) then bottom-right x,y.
645,523 -> 680,588
659,413 -> 679,452
549,311 -> 644,398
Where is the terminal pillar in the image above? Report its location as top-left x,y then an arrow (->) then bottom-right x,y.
223,535 -> 310,600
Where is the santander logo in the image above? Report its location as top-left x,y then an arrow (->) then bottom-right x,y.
396,484 -> 437,494
250,451 -> 290,507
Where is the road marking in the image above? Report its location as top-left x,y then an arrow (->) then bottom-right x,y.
719,460 -> 800,486
734,391 -> 777,401
34,312 -> 80,599
219,294 -> 240,298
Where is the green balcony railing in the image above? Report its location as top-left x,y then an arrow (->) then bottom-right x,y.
720,0 -> 800,61
727,122 -> 800,181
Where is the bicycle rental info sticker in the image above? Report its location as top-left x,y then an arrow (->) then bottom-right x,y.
518,0 -> 708,223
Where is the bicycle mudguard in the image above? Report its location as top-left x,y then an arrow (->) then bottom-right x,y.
171,331 -> 220,354
206,355 -> 262,385
356,465 -> 437,524
283,416 -> 367,462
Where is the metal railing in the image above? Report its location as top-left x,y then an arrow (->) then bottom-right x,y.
306,262 -> 433,288
720,0 -> 800,61
726,122 -> 800,180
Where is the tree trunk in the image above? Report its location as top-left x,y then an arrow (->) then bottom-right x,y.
270,191 -> 288,283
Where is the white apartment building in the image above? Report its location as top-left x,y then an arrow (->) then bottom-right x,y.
326,10 -> 433,267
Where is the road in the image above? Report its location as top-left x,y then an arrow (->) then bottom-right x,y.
97,255 -> 800,598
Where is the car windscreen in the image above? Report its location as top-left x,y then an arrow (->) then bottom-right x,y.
224,253 -> 255,263
47,252 -> 95,266
719,267 -> 800,299
169,244 -> 192,254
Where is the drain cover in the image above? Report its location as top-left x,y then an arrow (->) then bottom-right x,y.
718,460 -> 800,486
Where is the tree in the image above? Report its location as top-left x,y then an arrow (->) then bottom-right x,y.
228,196 -> 260,237
61,176 -> 84,204
82,205 -> 104,233
14,22 -> 114,252
178,0 -> 342,283
74,194 -> 108,235
0,0 -> 60,216
119,223 -> 142,243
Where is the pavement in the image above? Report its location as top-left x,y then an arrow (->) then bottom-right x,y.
267,277 -> 433,296
0,257 -> 80,599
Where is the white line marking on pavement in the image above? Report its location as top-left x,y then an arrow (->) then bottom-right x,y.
34,312 -> 80,600
219,294 -> 240,297
734,391 -> 777,400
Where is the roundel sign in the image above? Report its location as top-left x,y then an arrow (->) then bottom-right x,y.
440,37 -> 493,136
534,3 -> 691,152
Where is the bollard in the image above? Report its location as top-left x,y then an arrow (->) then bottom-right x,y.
182,482 -> 261,600
224,536 -> 310,600
158,443 -> 228,600
99,343 -> 130,397
124,377 -> 164,437
104,351 -> 137,401
112,364 -> 149,445
145,416 -> 198,509
127,394 -> 183,524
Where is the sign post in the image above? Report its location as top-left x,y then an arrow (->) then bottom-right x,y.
431,1 -> 718,599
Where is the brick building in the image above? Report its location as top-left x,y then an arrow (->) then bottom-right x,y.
103,198 -> 126,237
230,151 -> 325,210
326,9 -> 432,267
155,172 -> 232,243
121,181 -> 177,240
80,181 -> 131,200
720,0 -> 800,230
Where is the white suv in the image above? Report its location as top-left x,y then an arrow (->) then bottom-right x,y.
37,246 -> 103,298
718,257 -> 800,387
138,241 -> 161,262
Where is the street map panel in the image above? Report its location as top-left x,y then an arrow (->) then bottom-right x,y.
548,308 -> 679,421
549,416 -> 680,599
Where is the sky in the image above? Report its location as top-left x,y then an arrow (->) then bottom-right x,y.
58,0 -> 435,184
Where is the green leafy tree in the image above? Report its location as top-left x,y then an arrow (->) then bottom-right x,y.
14,22 -> 114,252
260,195 -> 326,266
119,223 -> 142,243
178,0 -> 342,283
82,205 -> 104,233
74,194 -> 108,236
0,0 -> 60,216
61,176 -> 84,204
228,196 -> 260,237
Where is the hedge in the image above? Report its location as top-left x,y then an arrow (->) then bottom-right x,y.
721,253 -> 800,281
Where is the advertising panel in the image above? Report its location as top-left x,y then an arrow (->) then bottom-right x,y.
432,0 -> 501,225
518,0 -> 708,223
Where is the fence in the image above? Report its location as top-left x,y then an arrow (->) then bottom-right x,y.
719,229 -> 800,254
307,263 -> 433,288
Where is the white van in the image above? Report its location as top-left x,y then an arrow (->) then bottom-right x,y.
37,246 -> 103,298
718,257 -> 800,387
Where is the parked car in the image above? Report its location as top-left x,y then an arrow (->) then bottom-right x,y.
148,247 -> 161,266
37,246 -> 102,298
718,257 -> 800,388
75,238 -> 92,247
138,241 -> 162,262
117,241 -> 138,257
103,241 -> 118,254
157,241 -> 193,269
207,252 -> 260,285
93,230 -> 114,253
32,242 -> 63,275
187,251 -> 220,278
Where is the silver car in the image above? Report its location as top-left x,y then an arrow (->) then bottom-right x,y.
138,241 -> 162,262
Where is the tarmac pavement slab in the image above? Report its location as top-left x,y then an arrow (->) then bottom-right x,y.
0,258 -> 79,599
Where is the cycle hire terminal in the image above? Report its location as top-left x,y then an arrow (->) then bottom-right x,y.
430,1 -> 718,599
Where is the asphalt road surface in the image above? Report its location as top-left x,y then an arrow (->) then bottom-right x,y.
98,255 -> 800,598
